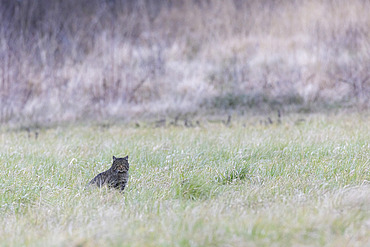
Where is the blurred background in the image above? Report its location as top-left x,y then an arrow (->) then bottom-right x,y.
0,0 -> 369,125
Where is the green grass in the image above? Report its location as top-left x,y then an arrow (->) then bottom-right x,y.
0,113 -> 369,246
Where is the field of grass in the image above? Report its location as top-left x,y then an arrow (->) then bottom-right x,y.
0,113 -> 369,246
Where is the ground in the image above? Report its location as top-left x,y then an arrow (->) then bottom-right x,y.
0,113 -> 369,246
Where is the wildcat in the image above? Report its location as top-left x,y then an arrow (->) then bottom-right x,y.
88,156 -> 129,192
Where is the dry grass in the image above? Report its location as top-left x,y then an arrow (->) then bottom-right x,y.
0,0 -> 369,124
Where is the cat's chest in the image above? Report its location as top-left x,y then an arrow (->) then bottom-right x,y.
108,171 -> 127,181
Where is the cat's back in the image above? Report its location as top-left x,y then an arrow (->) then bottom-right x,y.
88,169 -> 110,186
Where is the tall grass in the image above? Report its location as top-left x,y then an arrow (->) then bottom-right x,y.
0,114 -> 369,246
0,0 -> 369,124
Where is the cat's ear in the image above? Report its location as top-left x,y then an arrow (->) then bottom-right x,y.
113,156 -> 116,161
124,155 -> 128,161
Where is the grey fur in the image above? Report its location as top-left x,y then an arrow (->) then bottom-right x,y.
88,155 -> 129,192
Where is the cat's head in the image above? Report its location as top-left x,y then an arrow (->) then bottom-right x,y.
112,155 -> 129,173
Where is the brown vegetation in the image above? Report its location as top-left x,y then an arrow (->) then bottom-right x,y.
1,0 -> 369,124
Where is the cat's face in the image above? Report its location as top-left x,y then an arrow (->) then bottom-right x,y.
112,155 -> 129,173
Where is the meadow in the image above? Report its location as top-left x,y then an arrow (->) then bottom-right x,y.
1,2 -> 369,245
0,113 -> 369,246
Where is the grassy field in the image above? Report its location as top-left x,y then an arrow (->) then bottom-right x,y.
0,113 -> 369,246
